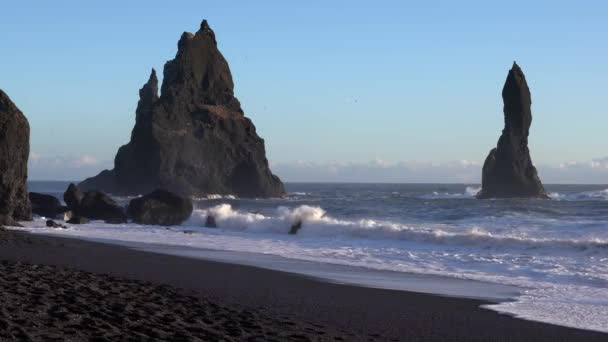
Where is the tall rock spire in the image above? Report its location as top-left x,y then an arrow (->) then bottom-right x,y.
477,62 -> 546,199
80,20 -> 285,198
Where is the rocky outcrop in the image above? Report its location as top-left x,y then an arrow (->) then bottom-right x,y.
64,183 -> 83,211
79,191 -> 128,224
63,184 -> 127,224
46,220 -> 67,229
80,19 -> 285,198
29,192 -> 68,218
0,90 -> 32,225
128,189 -> 193,226
477,62 -> 546,199
67,216 -> 89,225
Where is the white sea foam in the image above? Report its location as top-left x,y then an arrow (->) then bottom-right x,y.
14,199 -> 608,333
549,188 -> 608,201
423,186 -> 480,199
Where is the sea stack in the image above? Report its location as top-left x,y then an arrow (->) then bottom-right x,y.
80,20 -> 285,198
477,62 -> 546,199
0,90 -> 32,225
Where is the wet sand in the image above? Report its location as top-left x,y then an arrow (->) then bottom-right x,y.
0,228 -> 606,341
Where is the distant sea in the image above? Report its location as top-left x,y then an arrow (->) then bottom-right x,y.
24,181 -> 608,332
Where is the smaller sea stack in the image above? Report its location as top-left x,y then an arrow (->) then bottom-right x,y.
0,90 -> 32,225
477,62 -> 546,199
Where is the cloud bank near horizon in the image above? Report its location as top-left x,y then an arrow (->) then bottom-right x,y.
27,154 -> 608,184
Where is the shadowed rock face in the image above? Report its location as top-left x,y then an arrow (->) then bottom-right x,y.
477,62 -> 546,199
0,90 -> 32,225
80,20 -> 284,198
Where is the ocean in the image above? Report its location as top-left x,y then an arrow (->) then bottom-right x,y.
20,181 -> 608,333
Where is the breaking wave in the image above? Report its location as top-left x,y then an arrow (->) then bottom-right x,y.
188,204 -> 608,254
549,188 -> 608,201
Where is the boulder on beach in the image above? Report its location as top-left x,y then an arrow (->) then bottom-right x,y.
46,219 -> 67,229
477,62 -> 546,199
128,189 -> 193,226
204,215 -> 217,228
79,191 -> 128,224
64,183 -> 83,211
289,220 -> 303,235
29,192 -> 69,218
0,90 -> 32,225
63,184 -> 127,224
67,216 -> 90,225
79,19 -> 284,198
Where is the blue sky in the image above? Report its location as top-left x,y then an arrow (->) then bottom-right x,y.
1,1 -> 607,182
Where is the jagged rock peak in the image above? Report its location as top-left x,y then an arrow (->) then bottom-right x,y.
139,68 -> 158,103
198,19 -> 216,44
200,19 -> 211,31
477,62 -> 546,199
79,20 -> 285,198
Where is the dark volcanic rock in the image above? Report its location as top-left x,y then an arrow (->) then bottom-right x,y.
64,183 -> 84,211
128,189 -> 193,226
78,191 -> 127,224
477,62 -> 546,199
80,19 -> 285,198
46,219 -> 67,229
289,220 -> 303,235
29,192 -> 68,218
67,216 -> 90,225
0,90 -> 32,225
63,183 -> 126,223
204,215 -> 217,228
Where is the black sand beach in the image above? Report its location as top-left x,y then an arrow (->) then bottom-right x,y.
0,228 -> 606,341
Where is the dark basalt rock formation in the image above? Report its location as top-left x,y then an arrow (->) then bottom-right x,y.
477,62 -> 546,199
46,219 -> 67,229
29,192 -> 68,218
63,184 -> 127,224
204,215 -> 217,228
64,183 -> 83,210
0,90 -> 32,225
128,189 -> 193,226
80,19 -> 284,198
79,191 -> 128,224
289,220 -> 303,235
67,216 -> 89,225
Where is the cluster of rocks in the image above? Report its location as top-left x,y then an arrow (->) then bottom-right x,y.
30,184 -> 194,227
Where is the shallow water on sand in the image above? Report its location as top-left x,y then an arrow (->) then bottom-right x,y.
21,181 -> 608,333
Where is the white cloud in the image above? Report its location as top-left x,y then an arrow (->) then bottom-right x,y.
272,157 -> 608,184
73,155 -> 100,168
271,159 -> 482,183
28,153 -> 111,181
26,153 -> 608,184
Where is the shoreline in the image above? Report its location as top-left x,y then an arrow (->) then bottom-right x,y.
1,228 -> 606,341
19,230 -> 521,302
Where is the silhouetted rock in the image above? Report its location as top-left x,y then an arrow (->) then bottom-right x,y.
67,216 -> 89,225
204,215 -> 217,228
63,183 -> 126,223
477,62 -> 546,199
289,220 -> 303,235
0,90 -> 32,225
78,191 -> 127,224
64,183 -> 83,212
128,189 -> 193,226
29,192 -> 68,218
80,19 -> 284,198
46,219 -> 67,229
